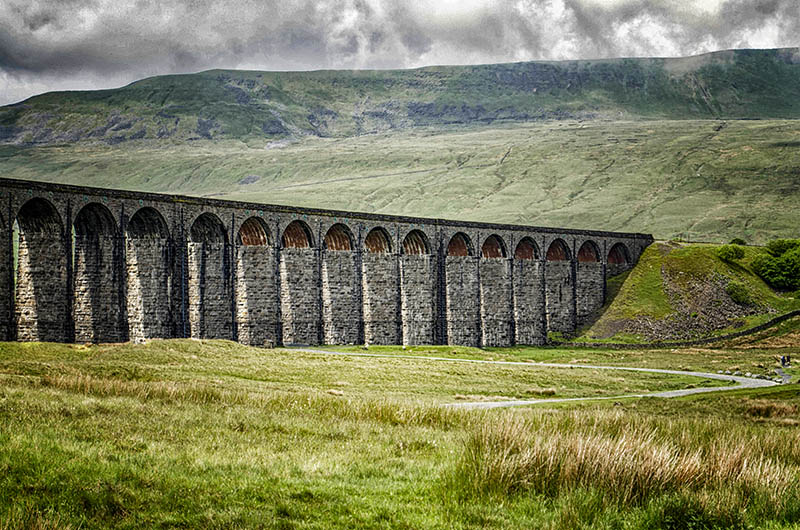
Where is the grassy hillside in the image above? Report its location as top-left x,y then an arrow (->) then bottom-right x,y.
2,119 -> 799,243
2,48 -> 800,145
1,339 -> 799,528
579,242 -> 800,342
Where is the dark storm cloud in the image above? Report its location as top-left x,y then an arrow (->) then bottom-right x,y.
0,0 -> 797,105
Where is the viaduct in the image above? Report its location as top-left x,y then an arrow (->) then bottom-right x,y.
0,178 -> 652,347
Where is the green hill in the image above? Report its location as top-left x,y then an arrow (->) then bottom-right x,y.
2,48 -> 800,145
578,242 -> 800,343
1,49 -> 800,243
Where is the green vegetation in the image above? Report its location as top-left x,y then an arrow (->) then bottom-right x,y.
752,239 -> 800,290
578,242 -> 800,342
0,336 -> 798,528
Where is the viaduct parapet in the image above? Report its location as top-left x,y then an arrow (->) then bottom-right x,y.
0,178 -> 653,347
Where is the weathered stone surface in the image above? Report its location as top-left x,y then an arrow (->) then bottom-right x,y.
400,255 -> 435,345
280,248 -> 319,345
545,261 -> 574,333
362,253 -> 400,344
576,261 -> 604,325
236,245 -> 277,346
480,258 -> 513,346
513,260 -> 545,345
16,232 -> 68,342
445,256 -> 480,346
321,250 -> 359,345
188,242 -> 232,340
74,236 -> 124,342
0,223 -> 9,341
126,238 -> 172,341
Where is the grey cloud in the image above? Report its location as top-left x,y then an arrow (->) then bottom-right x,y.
0,0 -> 797,105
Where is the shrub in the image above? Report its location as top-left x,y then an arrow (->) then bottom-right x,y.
725,281 -> 751,305
716,244 -> 744,262
729,238 -> 747,246
753,246 -> 800,291
765,239 -> 800,257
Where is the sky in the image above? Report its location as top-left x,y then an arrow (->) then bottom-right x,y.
1,0 -> 797,105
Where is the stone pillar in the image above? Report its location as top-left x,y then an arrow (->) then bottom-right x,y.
321,249 -> 360,344
400,254 -> 435,345
444,255 -> 480,346
236,245 -> 278,346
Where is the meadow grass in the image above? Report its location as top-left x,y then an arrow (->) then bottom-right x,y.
0,338 -> 798,528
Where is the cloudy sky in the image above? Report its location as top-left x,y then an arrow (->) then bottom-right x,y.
1,0 -> 797,105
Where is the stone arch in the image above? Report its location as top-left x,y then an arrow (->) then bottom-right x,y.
323,223 -> 353,251
127,207 -> 169,239
514,237 -> 539,260
402,229 -> 429,255
365,227 -> 392,254
15,198 -> 67,342
191,213 -> 227,243
73,203 -> 123,343
188,212 -> 231,339
577,240 -> 600,262
447,232 -> 473,257
481,234 -> 506,259
126,207 -> 172,342
282,220 -> 313,249
238,217 -> 271,246
608,243 -> 630,265
546,238 -> 571,261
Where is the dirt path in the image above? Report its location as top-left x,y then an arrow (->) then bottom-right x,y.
294,348 -> 778,410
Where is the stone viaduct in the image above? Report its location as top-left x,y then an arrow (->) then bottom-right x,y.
0,177 -> 652,347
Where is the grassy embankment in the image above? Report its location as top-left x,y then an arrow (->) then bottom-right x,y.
1,336 -> 799,529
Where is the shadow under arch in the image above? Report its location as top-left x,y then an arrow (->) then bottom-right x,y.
514,237 -> 539,260
238,217 -> 271,247
73,202 -> 123,343
365,227 -> 392,254
126,207 -> 172,341
481,234 -> 507,259
323,223 -> 353,251
15,198 -> 67,342
282,220 -> 313,249
577,240 -> 600,262
188,212 -> 231,340
447,232 -> 473,257
402,229 -> 430,255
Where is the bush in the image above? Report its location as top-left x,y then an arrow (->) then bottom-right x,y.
765,239 -> 800,257
752,246 -> 800,290
716,244 -> 744,262
729,238 -> 747,246
725,281 -> 751,305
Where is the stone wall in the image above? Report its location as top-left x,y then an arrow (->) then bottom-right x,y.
400,255 -> 435,345
513,260 -> 545,345
362,253 -> 400,344
236,246 -> 278,346
188,242 -> 232,340
16,233 -> 68,342
321,250 -> 360,345
280,248 -> 320,345
545,261 -> 574,333
445,256 -> 480,346
0,222 -> 9,341
576,261 -> 604,325
126,239 -> 172,341
479,259 -> 513,346
73,236 -> 124,342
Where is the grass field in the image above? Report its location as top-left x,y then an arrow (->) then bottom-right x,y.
2,118 -> 800,244
1,334 -> 798,529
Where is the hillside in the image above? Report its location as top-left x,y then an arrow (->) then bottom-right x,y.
2,48 -> 800,145
578,242 -> 800,343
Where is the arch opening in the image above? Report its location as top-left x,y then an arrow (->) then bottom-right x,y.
402,229 -> 429,255
17,198 -> 62,234
74,203 -> 116,237
577,241 -> 600,263
282,220 -> 313,248
127,207 -> 169,239
546,239 -> 570,261
514,237 -> 539,260
191,213 -> 227,244
365,227 -> 391,254
238,217 -> 270,246
608,243 -> 630,264
447,233 -> 472,257
481,234 -> 506,259
323,223 -> 353,251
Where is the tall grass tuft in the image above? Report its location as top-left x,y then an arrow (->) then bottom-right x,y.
450,410 -> 800,523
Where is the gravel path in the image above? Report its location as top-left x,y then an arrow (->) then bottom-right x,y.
294,348 -> 779,410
